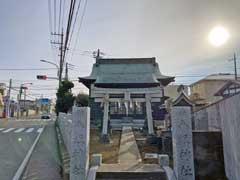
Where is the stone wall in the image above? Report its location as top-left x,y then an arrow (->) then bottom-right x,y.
161,131 -> 225,179
192,131 -> 225,179
58,112 -> 72,153
58,107 -> 90,180
194,102 -> 222,131
193,93 -> 240,180
218,93 -> 240,180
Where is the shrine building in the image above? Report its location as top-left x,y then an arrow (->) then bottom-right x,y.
79,57 -> 174,135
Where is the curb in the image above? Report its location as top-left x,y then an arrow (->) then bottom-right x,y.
12,127 -> 45,180
55,121 -> 70,180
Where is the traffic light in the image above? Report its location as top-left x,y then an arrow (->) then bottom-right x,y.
21,86 -> 28,90
37,75 -> 47,80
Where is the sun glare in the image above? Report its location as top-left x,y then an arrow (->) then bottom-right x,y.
208,26 -> 230,47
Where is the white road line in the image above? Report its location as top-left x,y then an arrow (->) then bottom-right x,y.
37,128 -> 44,133
25,128 -> 34,133
0,128 -> 5,131
13,127 -> 45,180
2,128 -> 15,133
14,128 -> 25,133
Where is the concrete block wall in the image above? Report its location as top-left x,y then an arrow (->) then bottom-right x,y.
193,93 -> 240,180
194,103 -> 222,131
218,94 -> 240,180
58,112 -> 72,153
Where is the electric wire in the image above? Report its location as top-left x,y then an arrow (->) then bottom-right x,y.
70,0 -> 88,62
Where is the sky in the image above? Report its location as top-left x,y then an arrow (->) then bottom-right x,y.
0,0 -> 240,100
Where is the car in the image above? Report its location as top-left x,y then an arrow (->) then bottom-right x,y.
41,113 -> 51,119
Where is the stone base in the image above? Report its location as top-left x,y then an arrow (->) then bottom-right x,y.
100,134 -> 111,143
146,134 -> 159,145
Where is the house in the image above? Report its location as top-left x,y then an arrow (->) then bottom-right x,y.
190,73 -> 240,104
0,83 -> 6,118
164,84 -> 188,100
79,57 -> 174,137
214,80 -> 240,98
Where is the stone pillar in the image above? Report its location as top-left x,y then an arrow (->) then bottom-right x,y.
158,154 -> 169,167
171,106 -> 195,180
70,107 -> 90,180
146,94 -> 154,134
91,154 -> 102,166
102,94 -> 109,135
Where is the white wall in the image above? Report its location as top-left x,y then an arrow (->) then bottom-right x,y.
194,93 -> 240,180
194,103 -> 222,131
218,94 -> 240,180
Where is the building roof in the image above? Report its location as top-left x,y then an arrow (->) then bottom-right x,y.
173,91 -> 195,107
190,73 -> 240,86
214,80 -> 240,96
79,57 -> 175,88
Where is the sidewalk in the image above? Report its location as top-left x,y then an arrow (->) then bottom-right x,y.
22,123 -> 62,180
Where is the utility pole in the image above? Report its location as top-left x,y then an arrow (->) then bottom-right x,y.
6,79 -> 12,118
65,62 -> 68,80
229,53 -> 238,80
17,86 -> 23,119
234,53 -> 237,80
24,88 -> 26,115
51,29 -> 64,87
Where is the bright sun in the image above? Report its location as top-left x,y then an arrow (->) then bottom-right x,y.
208,26 -> 230,47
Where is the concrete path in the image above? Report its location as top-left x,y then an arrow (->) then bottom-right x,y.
119,126 -> 142,165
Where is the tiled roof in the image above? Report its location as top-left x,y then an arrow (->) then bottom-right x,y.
79,57 -> 174,88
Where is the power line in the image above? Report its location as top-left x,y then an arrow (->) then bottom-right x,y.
48,0 -> 53,37
68,0 -> 83,53
62,0 -> 77,63
58,0 -> 63,35
54,0 -> 57,34
61,0 -> 66,29
70,0 -> 88,61
0,68 -> 57,71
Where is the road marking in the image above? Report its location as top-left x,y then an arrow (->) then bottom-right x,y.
37,128 -> 44,133
14,128 -> 26,133
13,127 -> 45,180
0,128 -> 5,131
25,128 -> 34,133
2,128 -> 15,133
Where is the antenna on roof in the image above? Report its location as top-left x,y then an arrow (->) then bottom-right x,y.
93,49 -> 105,60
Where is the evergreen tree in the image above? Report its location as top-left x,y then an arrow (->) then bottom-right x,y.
75,93 -> 89,107
55,80 -> 75,115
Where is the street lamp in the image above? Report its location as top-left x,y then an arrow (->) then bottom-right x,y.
40,59 -> 59,77
40,59 -> 61,86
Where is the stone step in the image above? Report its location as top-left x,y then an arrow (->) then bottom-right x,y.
96,172 -> 167,180
110,123 -> 144,129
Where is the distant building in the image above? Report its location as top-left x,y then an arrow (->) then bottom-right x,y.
190,73 -> 240,104
0,83 -> 6,117
164,84 -> 188,100
215,80 -> 240,98
79,57 -> 174,136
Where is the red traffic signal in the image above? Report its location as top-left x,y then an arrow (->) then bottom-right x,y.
37,75 -> 47,80
21,86 -> 28,90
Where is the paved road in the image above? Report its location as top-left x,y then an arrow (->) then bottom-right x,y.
23,123 -> 62,180
0,118 -> 53,180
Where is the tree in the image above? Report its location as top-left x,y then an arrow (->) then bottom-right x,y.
55,80 -> 75,115
75,93 -> 89,107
